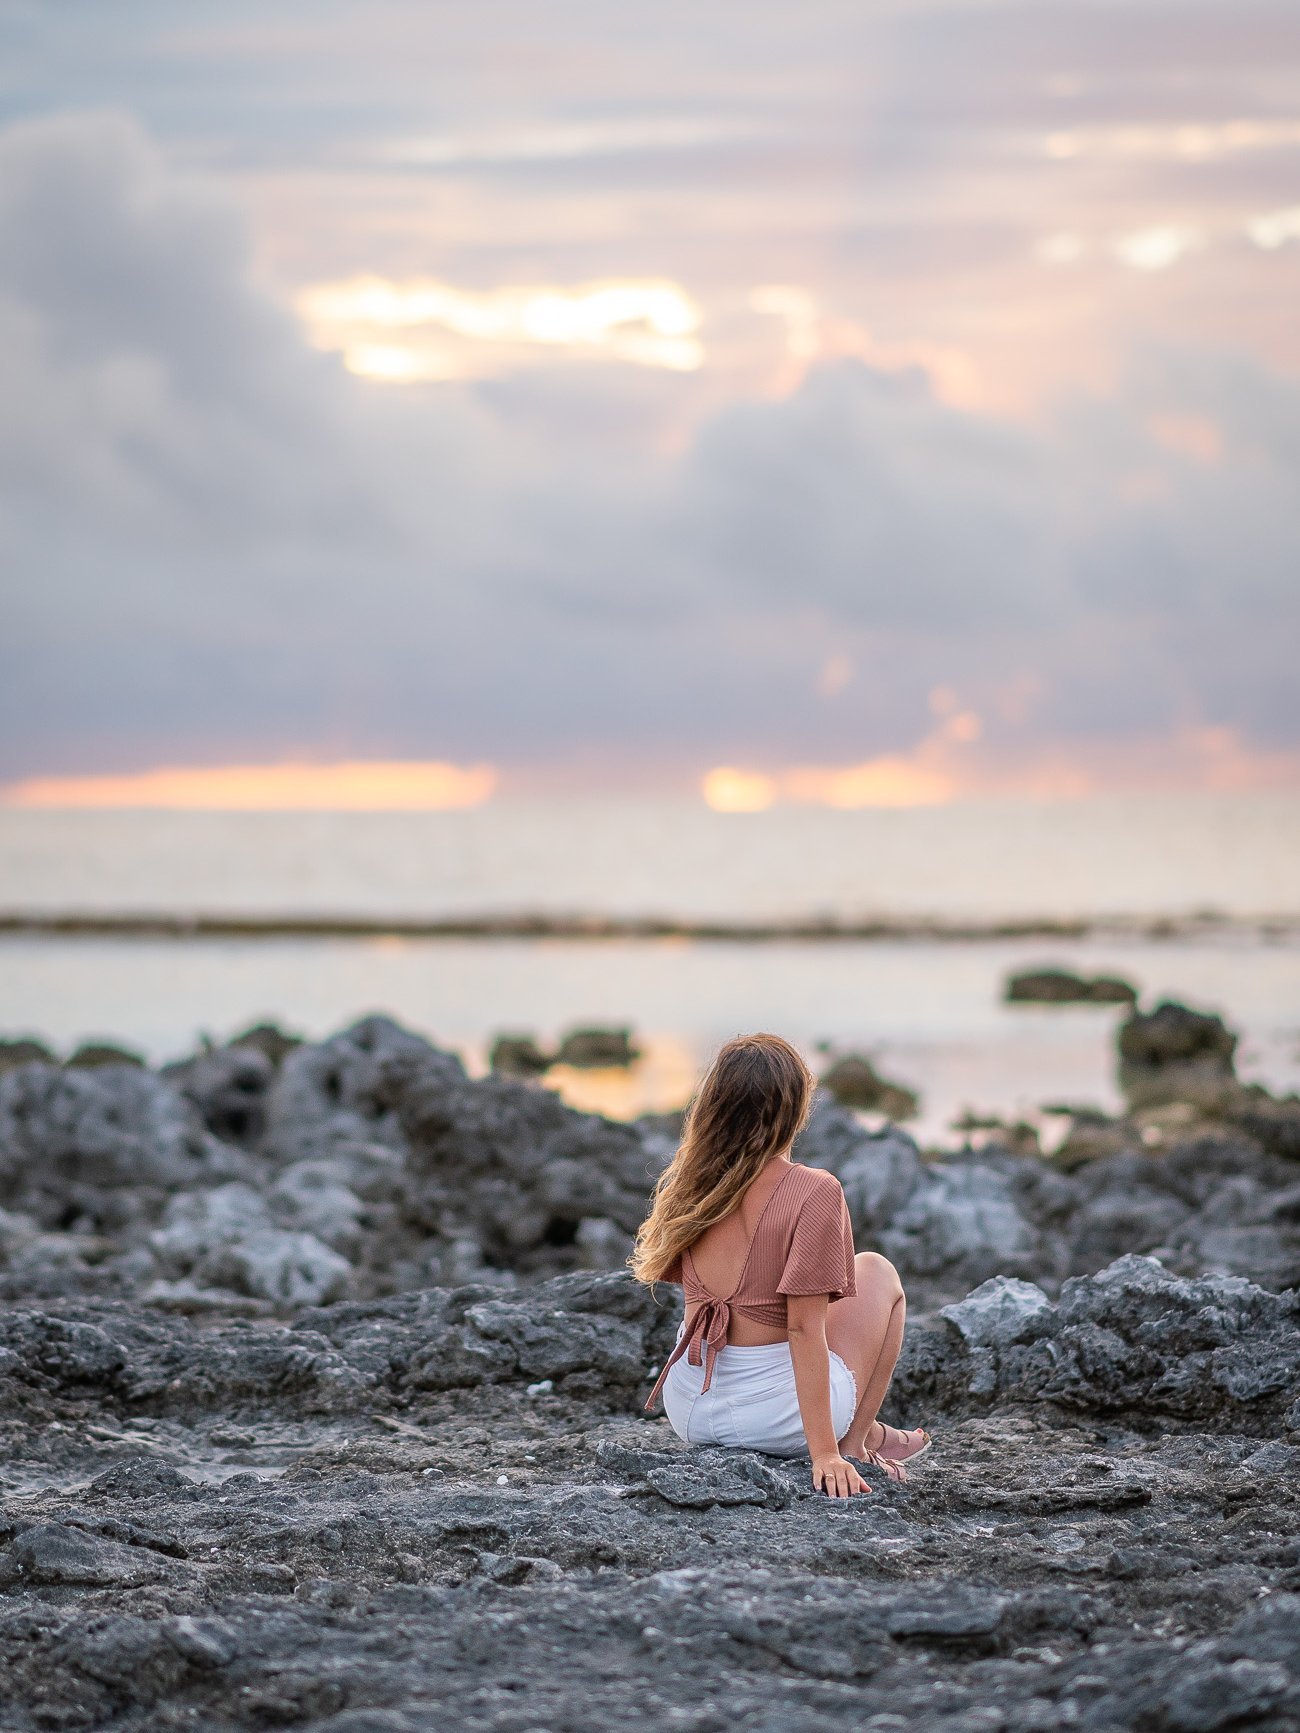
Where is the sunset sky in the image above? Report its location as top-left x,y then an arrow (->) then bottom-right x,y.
1,0 -> 1298,806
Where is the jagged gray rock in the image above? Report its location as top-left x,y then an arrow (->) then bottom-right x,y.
0,1256 -> 1297,1729
879,1159 -> 1042,1287
897,1255 -> 1300,1432
3,1007 -> 1300,1729
0,1061 -> 244,1230
798,1102 -> 925,1225
939,1274 -> 1052,1346
3,1017 -> 1298,1318
164,1042 -> 277,1146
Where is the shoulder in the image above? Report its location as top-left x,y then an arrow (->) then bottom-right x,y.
790,1163 -> 845,1200
785,1164 -> 849,1222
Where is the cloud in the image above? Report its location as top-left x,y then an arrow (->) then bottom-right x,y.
1113,225 -> 1206,272
0,111 -> 419,557
295,274 -> 703,380
0,109 -> 1296,795
677,360 -> 1058,629
371,117 -> 748,168
1044,120 -> 1300,165
1247,206 -> 1300,251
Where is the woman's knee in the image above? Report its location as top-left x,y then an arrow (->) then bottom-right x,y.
856,1250 -> 904,1303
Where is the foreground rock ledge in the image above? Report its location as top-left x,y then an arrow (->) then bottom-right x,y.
1,1257 -> 1298,1731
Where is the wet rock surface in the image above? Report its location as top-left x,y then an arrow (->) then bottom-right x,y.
1,1011 -> 1299,1728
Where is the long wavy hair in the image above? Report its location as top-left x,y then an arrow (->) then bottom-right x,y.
630,1033 -> 814,1284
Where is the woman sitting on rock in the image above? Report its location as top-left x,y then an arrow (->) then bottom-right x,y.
633,1032 -> 929,1499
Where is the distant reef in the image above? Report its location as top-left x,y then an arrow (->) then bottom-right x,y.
2,906 -> 1298,942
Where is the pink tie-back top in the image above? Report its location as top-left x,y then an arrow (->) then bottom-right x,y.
644,1162 -> 857,1412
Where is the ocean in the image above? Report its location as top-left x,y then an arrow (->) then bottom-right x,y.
2,791 -> 1297,1145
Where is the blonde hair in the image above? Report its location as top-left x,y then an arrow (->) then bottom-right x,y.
630,1033 -> 814,1284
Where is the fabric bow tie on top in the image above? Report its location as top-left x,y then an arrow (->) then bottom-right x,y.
644,1295 -> 730,1411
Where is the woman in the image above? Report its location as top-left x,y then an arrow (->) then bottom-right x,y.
632,1033 -> 929,1499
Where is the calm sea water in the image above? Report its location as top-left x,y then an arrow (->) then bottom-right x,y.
2,793 -> 1297,920
2,795 -> 1297,1145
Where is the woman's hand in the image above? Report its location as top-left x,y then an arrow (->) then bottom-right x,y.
811,1452 -> 869,1499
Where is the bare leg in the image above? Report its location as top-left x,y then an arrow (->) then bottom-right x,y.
825,1252 -> 907,1457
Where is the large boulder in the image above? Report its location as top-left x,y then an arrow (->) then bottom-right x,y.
0,1062 -> 244,1230
261,1015 -> 462,1173
798,1102 -> 1048,1298
164,1043 -> 277,1146
877,1161 -> 1042,1290
150,1182 -> 353,1305
392,1063 -> 663,1273
895,1255 -> 1300,1433
796,1102 -> 925,1229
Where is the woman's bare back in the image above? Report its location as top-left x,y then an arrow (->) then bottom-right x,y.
683,1156 -> 792,1345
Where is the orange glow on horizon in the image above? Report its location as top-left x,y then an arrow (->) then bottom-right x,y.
700,767 -> 777,812
699,724 -> 1300,812
3,733 -> 1297,818
0,760 -> 498,811
782,758 -> 954,808
702,756 -> 953,811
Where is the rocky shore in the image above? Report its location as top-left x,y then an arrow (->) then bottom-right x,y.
1,1006 -> 1298,1731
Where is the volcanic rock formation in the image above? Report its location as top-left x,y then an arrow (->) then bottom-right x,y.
1,1005 -> 1298,1729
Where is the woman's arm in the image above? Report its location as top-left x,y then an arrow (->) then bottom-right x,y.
786,1293 -> 868,1499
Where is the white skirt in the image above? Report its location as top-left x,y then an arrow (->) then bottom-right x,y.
660,1323 -> 858,1458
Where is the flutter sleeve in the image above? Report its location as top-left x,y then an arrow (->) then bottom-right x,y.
776,1175 -> 857,1300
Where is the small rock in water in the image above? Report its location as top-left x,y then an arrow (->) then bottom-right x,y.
65,1040 -> 147,1069
227,1021 -> 303,1065
0,1036 -> 58,1071
818,1054 -> 920,1119
1005,968 -> 1137,1005
1118,999 -> 1238,1109
489,1033 -> 554,1076
554,1026 -> 639,1067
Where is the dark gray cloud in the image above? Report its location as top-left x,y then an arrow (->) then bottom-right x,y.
678,363 -> 1059,628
